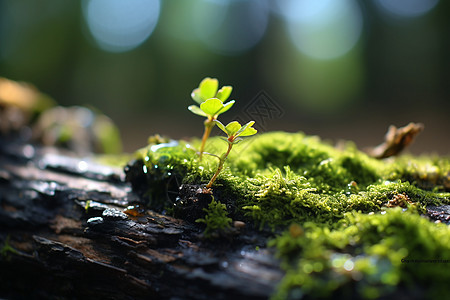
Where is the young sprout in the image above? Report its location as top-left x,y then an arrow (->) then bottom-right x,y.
206,120 -> 257,189
188,77 -> 235,160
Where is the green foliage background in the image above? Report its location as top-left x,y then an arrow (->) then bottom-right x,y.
1,0 -> 449,154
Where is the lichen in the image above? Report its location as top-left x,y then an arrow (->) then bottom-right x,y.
128,130 -> 450,298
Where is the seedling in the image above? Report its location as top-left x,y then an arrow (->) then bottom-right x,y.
206,120 -> 257,188
188,77 -> 235,159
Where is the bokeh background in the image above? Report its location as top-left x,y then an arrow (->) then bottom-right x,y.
1,0 -> 449,154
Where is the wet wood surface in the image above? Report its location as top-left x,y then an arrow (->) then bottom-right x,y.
0,137 -> 282,299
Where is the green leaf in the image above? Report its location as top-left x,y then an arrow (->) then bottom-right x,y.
216,120 -> 257,138
199,77 -> 218,101
215,120 -> 227,134
188,105 -> 207,117
200,98 -> 224,116
239,127 -> 257,137
216,86 -> 232,102
231,137 -> 243,144
236,121 -> 257,137
191,88 -> 203,104
225,121 -> 242,137
218,100 -> 235,115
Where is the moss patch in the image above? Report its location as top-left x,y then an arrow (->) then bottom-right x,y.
270,208 -> 450,299
127,131 -> 450,298
131,132 -> 448,226
196,197 -> 232,238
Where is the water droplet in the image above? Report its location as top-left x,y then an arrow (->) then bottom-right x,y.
319,158 -> 333,166
150,140 -> 179,152
124,204 -> 145,217
87,216 -> 104,225
343,259 -> 354,271
78,160 -> 88,172
22,144 -> 35,159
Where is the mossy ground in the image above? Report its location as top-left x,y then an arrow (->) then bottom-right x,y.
131,131 -> 450,299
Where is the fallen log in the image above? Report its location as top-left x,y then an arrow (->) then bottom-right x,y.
0,137 -> 283,299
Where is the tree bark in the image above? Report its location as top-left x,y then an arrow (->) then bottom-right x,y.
0,137 -> 282,299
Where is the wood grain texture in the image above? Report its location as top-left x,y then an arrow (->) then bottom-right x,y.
0,137 -> 282,299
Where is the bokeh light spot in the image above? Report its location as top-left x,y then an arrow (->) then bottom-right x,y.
374,0 -> 439,18
192,0 -> 270,55
278,0 -> 363,60
82,0 -> 160,53
343,259 -> 355,271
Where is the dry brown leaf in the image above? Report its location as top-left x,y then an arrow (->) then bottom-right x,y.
367,122 -> 424,159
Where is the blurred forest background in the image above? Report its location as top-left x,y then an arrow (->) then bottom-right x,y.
1,0 -> 449,154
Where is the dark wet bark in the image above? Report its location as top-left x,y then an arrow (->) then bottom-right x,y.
0,137 -> 282,300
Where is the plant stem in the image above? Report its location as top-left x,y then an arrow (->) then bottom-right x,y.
199,119 -> 214,161
206,142 -> 233,189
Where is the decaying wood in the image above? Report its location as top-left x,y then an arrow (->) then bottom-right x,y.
367,122 -> 424,159
0,137 -> 282,299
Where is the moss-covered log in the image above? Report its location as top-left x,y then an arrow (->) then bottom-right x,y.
1,131 -> 449,299
125,131 -> 450,299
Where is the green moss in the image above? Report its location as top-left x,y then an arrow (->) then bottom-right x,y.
137,138 -> 214,184
135,140 -> 205,210
196,197 -> 232,238
130,131 -> 450,298
134,131 -> 449,226
0,236 -> 18,260
270,208 -> 450,299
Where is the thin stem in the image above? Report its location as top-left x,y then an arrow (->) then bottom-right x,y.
199,119 -> 214,161
206,142 -> 233,189
201,151 -> 221,160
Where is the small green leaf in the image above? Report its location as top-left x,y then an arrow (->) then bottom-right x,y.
236,121 -> 257,137
231,137 -> 243,144
191,88 -> 203,104
216,86 -> 232,102
199,77 -> 218,101
218,100 -> 235,115
225,121 -> 242,137
188,105 -> 208,117
200,98 -> 224,116
215,120 -> 227,134
239,127 -> 257,137
218,136 -> 228,143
